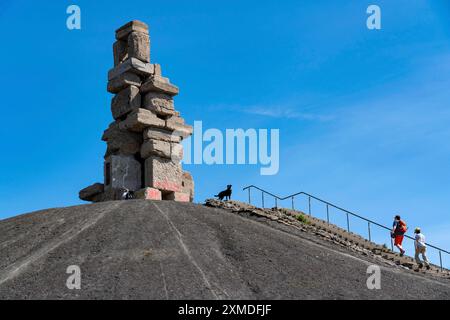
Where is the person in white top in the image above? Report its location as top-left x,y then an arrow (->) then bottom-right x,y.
414,227 -> 430,270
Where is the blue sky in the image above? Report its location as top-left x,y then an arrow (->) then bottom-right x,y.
0,1 -> 449,262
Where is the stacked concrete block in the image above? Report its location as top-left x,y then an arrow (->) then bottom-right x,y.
182,171 -> 195,202
79,20 -> 194,203
79,183 -> 104,202
102,122 -> 143,158
111,85 -> 141,120
103,155 -> 142,192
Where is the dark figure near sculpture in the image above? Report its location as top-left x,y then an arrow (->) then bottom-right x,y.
215,185 -> 232,201
121,188 -> 134,200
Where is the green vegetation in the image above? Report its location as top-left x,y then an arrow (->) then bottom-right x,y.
295,214 -> 310,225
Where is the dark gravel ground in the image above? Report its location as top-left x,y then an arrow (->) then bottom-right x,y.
0,200 -> 448,299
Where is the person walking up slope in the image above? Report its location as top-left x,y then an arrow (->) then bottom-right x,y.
414,227 -> 430,270
391,215 -> 407,256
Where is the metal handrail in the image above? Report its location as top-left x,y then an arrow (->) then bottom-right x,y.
243,185 -> 449,270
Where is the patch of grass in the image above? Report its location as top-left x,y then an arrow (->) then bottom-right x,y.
295,214 -> 310,225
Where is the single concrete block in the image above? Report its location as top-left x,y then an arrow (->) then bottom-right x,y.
143,127 -> 181,143
79,183 -> 104,201
128,31 -> 150,63
166,115 -> 184,125
145,156 -> 182,192
143,92 -> 176,116
141,139 -> 183,160
89,193 -> 104,203
107,72 -> 141,94
154,63 -> 162,76
111,85 -> 141,120
165,192 -> 190,202
113,40 -> 128,66
141,139 -> 171,159
104,155 -> 142,192
119,108 -> 166,132
108,58 -> 154,81
182,171 -> 194,202
140,75 -> 179,96
102,122 -> 143,157
171,143 -> 184,161
91,188 -> 123,202
134,187 -> 162,200
116,20 -> 149,41
165,116 -> 193,137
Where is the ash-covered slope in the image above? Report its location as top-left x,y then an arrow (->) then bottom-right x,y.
0,200 -> 449,299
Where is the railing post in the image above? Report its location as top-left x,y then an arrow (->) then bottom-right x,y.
308,196 -> 311,216
326,204 -> 330,224
346,212 -> 350,232
368,222 -> 371,242
275,197 -> 278,209
390,237 -> 394,251
439,250 -> 443,272
291,196 -> 294,210
261,192 -> 265,208
248,188 -> 251,204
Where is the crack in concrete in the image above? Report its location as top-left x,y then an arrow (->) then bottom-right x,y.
159,261 -> 169,300
151,202 -> 220,299
121,157 -> 129,189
